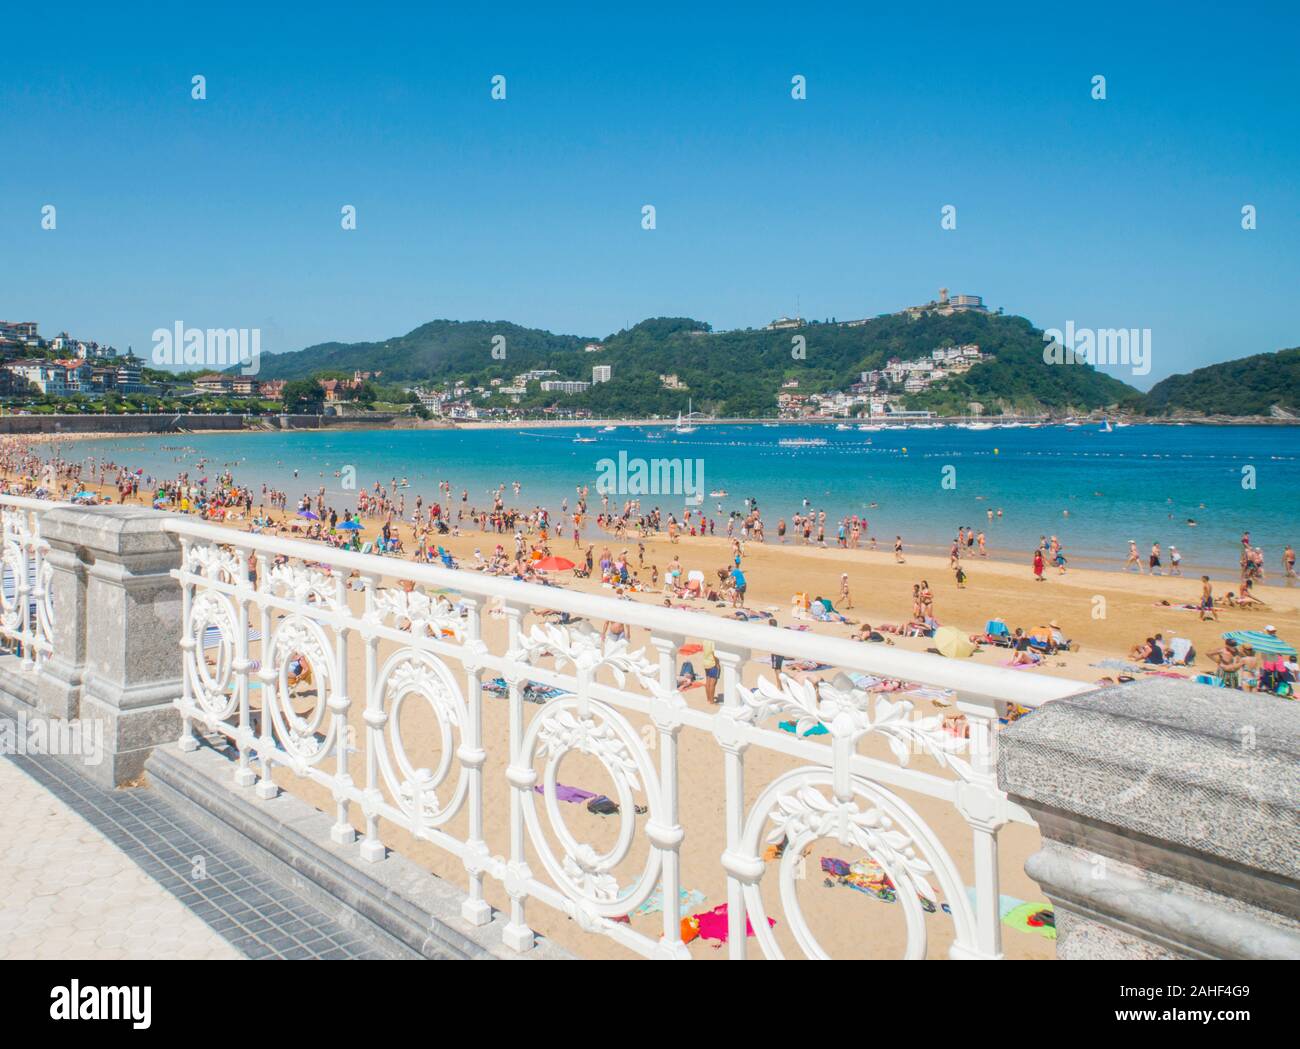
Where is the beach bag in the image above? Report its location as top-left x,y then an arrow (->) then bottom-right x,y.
587,795 -> 619,816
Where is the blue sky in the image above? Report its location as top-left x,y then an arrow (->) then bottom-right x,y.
2,1 -> 1296,388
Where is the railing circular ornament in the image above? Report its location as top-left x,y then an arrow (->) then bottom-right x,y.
373,647 -> 470,830
266,613 -> 336,763
519,696 -> 662,916
186,591 -> 240,721
0,535 -> 29,634
739,766 -> 979,960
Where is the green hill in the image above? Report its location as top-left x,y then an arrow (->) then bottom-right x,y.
1139,347 -> 1300,417
252,311 -> 1142,416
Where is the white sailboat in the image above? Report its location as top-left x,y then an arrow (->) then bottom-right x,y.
672,398 -> 698,434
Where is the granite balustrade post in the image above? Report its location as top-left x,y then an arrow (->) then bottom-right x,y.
997,679 -> 1300,959
40,505 -> 185,787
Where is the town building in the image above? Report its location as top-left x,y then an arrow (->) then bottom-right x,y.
539,380 -> 590,395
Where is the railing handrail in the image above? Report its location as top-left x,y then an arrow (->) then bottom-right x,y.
0,493 -> 72,511
159,515 -> 1091,709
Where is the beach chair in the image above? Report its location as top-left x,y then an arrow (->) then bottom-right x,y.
1168,637 -> 1195,665
983,619 -> 1013,648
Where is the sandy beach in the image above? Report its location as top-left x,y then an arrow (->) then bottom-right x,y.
5,433 -> 1296,959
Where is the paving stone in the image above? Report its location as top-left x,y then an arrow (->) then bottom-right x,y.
1,752 -> 395,960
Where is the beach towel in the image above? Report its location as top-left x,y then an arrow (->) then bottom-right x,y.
534,783 -> 598,804
820,855 -> 949,913
631,886 -> 707,918
906,685 -> 957,702
786,659 -> 832,672
778,720 -> 828,737
689,903 -> 775,945
1001,901 -> 1057,940
1093,659 -> 1144,673
201,625 -> 263,650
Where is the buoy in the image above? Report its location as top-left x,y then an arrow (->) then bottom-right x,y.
994,448 -> 999,455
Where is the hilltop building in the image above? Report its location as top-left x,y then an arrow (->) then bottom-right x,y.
903,288 -> 990,318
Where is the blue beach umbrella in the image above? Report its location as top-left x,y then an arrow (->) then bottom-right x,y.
1223,630 -> 1296,656
296,509 -> 319,520
337,520 -> 363,530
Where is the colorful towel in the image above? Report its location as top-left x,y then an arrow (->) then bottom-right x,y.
534,783 -> 598,804
786,659 -> 832,672
820,855 -> 949,913
778,720 -> 828,737
632,886 -> 707,918
688,903 -> 775,945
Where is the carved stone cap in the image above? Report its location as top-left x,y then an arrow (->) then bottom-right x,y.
997,679 -> 1300,883
41,506 -> 182,564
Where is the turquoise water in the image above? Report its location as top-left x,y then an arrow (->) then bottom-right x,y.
63,423 -> 1299,577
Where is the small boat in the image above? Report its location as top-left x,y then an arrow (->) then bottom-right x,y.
600,425 -> 617,433
1100,418 -> 1113,432
672,400 -> 698,434
857,423 -> 883,432
709,489 -> 728,498
573,436 -> 597,443
835,423 -> 852,431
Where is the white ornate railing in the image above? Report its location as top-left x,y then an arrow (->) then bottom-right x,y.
163,516 -> 1092,959
0,495 -> 58,670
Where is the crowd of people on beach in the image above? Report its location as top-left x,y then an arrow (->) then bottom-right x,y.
1,435 -> 1295,701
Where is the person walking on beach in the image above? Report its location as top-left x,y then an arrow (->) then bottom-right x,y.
1032,548 -> 1045,582
701,640 -> 720,703
1169,545 -> 1182,576
1285,544 -> 1296,579
839,572 -> 852,609
1124,539 -> 1143,573
894,536 -> 905,563
1149,542 -> 1163,576
1198,575 -> 1218,622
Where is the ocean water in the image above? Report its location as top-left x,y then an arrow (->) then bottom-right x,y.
62,423 -> 1300,577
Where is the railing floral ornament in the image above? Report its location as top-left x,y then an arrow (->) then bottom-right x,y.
735,673 -> 972,774
719,672 -> 983,958
366,585 -> 463,641
160,516 -> 1090,961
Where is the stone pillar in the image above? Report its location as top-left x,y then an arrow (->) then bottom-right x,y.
34,525 -> 89,720
41,506 -> 184,787
997,679 -> 1300,959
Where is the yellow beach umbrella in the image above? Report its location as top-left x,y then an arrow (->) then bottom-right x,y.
934,626 -> 975,659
